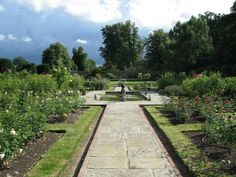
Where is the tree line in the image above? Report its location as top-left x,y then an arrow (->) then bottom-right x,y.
0,43 -> 95,74
100,1 -> 236,76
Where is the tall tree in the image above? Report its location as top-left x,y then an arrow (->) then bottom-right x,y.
169,16 -> 213,72
145,29 -> 171,71
13,56 -> 29,72
42,42 -> 71,69
0,58 -> 13,73
100,21 -> 143,70
214,2 -> 236,75
72,47 -> 88,71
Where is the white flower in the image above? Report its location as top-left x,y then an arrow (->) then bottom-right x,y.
4,91 -> 7,95
0,129 -> 3,133
6,110 -> 9,113
0,153 -> 5,160
77,90 -> 80,94
228,160 -> 231,164
10,129 -> 17,136
19,149 -> 23,153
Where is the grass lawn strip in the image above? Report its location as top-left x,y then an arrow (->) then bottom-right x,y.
27,106 -> 103,177
144,106 -> 230,177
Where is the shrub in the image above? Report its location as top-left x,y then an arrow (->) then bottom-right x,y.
202,114 -> 236,151
106,72 -> 116,79
0,58 -> 13,73
182,73 -> 225,96
157,72 -> 181,90
68,74 -> 85,91
22,75 -> 57,95
37,64 -> 50,74
0,72 -> 84,168
85,77 -> 109,90
164,85 -> 185,96
224,77 -> 236,97
163,97 -> 192,123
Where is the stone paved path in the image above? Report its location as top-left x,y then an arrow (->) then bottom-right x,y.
78,102 -> 180,177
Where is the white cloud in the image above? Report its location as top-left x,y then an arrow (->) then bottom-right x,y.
128,0 -> 235,29
15,0 -> 122,23
64,0 -> 122,23
0,35 -> 6,41
0,3 -> 5,12
76,38 -> 88,44
22,36 -> 32,43
16,0 -> 63,12
14,0 -> 235,28
7,34 -> 17,41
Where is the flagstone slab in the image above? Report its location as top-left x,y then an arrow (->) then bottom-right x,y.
78,104 -> 179,177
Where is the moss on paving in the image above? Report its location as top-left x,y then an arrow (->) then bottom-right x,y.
144,106 -> 230,177
27,106 -> 103,177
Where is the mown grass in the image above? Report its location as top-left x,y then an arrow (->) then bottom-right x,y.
144,106 -> 230,177
100,93 -> 144,101
109,81 -> 157,91
27,106 -> 103,177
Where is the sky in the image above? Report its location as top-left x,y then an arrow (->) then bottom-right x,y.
0,0 -> 234,65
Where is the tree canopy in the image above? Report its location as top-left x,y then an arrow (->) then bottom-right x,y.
42,42 -> 71,69
100,20 -> 143,70
145,29 -> 171,71
13,56 -> 29,72
72,46 -> 96,72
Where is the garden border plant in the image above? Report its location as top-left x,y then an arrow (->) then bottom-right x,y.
143,106 -> 231,177
27,106 -> 104,177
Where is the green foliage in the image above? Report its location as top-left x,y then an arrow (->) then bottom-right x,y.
36,64 -> 50,74
23,75 -> 57,95
85,77 -> 109,90
224,77 -> 236,97
28,106 -> 103,177
105,72 -> 116,79
68,74 -> 85,91
13,56 -> 29,72
21,63 -> 37,73
157,72 -> 181,90
0,73 -> 84,168
0,58 -> 13,73
164,85 -> 185,96
100,20 -> 143,70
145,29 -> 171,71
42,42 -> 71,69
182,73 -> 225,96
145,106 -> 229,176
52,59 -> 70,90
72,46 -> 88,71
203,114 -> 236,151
169,16 -> 213,72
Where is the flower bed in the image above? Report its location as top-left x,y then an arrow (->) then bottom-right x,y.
0,72 -> 84,168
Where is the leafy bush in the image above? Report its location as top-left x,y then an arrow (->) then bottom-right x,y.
157,72 -> 182,89
37,64 -> 50,74
105,72 -> 116,79
0,73 -> 84,168
202,114 -> 236,151
85,77 -> 109,90
164,85 -> 185,96
182,73 -> 226,96
68,74 -> 85,91
22,74 -> 57,95
224,77 -> 236,97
